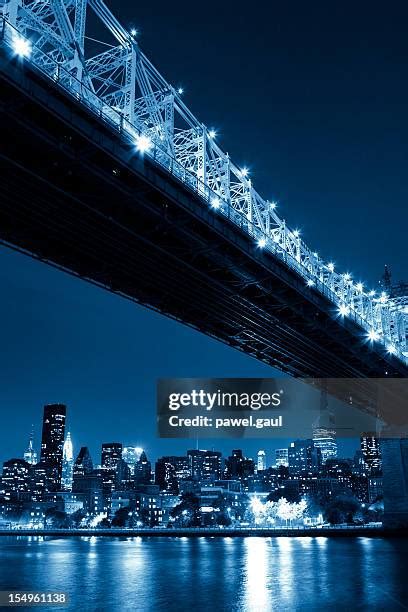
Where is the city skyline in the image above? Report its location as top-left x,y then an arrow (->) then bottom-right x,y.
6,400 -> 361,471
1,402 -> 383,532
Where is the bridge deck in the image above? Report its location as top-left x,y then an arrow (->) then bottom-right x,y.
0,49 -> 406,378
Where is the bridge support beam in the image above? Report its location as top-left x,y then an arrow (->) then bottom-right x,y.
381,437 -> 408,528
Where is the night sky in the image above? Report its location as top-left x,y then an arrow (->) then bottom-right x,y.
1,1 -> 407,466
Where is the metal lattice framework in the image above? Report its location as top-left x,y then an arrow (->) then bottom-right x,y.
1,0 -> 407,365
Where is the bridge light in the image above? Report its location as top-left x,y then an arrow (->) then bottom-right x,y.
367,329 -> 380,342
209,129 -> 217,139
240,167 -> 249,178
130,28 -> 138,36
135,134 -> 152,153
12,35 -> 32,58
270,201 -> 277,210
293,229 -> 300,238
356,282 -> 363,293
387,345 -> 397,355
379,292 -> 388,304
211,196 -> 221,209
257,237 -> 267,248
306,279 -> 315,287
338,304 -> 350,317
369,290 -> 376,297
343,273 -> 351,282
177,87 -> 184,95
328,262 -> 335,273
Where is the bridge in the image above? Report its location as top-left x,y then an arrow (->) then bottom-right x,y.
0,1 -> 407,381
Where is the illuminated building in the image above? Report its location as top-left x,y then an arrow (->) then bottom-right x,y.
101,442 -> 123,470
257,450 -> 266,472
23,428 -> 37,465
288,440 -> 321,476
360,433 -> 382,475
73,447 -> 93,478
313,427 -> 337,463
275,448 -> 288,468
122,447 -> 143,471
188,449 -> 222,482
134,451 -> 152,485
155,456 -> 190,492
1,458 -> 30,501
61,432 -> 74,491
40,404 -> 66,491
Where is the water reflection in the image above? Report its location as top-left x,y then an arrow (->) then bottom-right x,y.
0,536 -> 407,611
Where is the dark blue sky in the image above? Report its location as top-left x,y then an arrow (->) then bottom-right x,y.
1,1 -> 407,466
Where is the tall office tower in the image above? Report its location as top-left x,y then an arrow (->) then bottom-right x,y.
40,403 -> 66,490
187,449 -> 222,482
288,439 -> 321,476
257,450 -> 266,472
155,456 -> 191,492
360,433 -> 382,475
101,443 -> 123,470
225,450 -> 244,479
312,427 -> 337,464
73,447 -> 94,478
1,458 -> 30,501
275,448 -> 289,468
134,451 -> 152,485
23,427 -> 37,465
122,446 -> 143,470
61,432 -> 74,490
225,450 -> 255,480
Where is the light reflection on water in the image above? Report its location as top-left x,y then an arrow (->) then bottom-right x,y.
0,536 -> 407,611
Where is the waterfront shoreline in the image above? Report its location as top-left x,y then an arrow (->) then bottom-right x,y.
0,526 -> 406,538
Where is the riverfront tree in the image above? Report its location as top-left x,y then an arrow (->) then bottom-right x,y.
112,506 -> 131,527
170,493 -> 201,527
44,508 -> 70,528
324,494 -> 361,525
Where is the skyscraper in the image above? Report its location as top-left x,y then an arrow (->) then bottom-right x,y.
187,449 -> 222,482
313,427 -> 337,464
155,456 -> 190,492
23,428 -> 37,465
257,450 -> 266,472
122,447 -> 143,470
61,432 -> 74,490
134,450 -> 152,485
1,458 -> 30,501
288,440 -> 321,476
275,448 -> 289,468
40,403 -> 66,490
73,447 -> 93,477
360,433 -> 382,475
101,443 -> 123,470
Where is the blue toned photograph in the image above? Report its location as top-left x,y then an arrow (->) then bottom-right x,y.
0,0 -> 407,610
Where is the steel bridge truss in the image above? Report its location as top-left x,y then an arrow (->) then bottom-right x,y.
1,0 -> 407,365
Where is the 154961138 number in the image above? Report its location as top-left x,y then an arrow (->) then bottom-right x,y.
0,592 -> 68,606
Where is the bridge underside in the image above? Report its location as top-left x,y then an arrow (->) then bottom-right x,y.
0,51 -> 406,379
